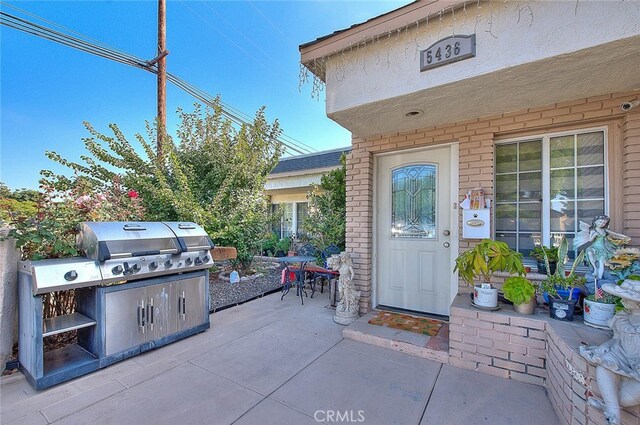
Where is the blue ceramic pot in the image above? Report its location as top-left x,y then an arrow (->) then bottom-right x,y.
543,287 -> 582,304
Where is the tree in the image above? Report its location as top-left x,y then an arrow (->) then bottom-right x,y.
302,153 -> 346,250
43,99 -> 282,268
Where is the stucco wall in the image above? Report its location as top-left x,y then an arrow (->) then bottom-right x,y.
346,90 -> 640,314
325,0 -> 640,115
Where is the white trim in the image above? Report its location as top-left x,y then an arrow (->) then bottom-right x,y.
371,143 -> 459,314
449,143 -> 460,309
494,125 -> 609,251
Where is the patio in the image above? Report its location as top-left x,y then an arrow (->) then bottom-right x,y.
1,292 -> 558,425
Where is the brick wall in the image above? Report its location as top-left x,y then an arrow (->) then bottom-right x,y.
448,302 -> 547,386
623,111 -> 640,243
346,90 -> 640,314
448,298 -> 640,425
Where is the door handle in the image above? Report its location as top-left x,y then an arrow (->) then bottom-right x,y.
443,230 -> 450,236
148,298 -> 154,332
138,300 -> 145,334
443,242 -> 450,248
181,291 -> 186,321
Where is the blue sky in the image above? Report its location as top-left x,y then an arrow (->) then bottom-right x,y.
1,0 -> 405,190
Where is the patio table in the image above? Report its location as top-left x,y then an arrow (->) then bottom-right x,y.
277,255 -> 316,305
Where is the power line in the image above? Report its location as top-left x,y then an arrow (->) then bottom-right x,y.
0,6 -> 315,155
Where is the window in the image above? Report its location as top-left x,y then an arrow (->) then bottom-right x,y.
270,202 -> 307,239
495,129 -> 606,259
391,164 -> 437,238
296,202 -> 309,236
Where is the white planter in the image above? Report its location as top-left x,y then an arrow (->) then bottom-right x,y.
474,285 -> 498,308
583,299 -> 616,328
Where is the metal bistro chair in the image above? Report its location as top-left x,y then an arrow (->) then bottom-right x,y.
315,244 -> 341,294
292,244 -> 320,292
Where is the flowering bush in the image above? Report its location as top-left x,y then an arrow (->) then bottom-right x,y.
5,177 -> 147,261
41,100 -> 282,269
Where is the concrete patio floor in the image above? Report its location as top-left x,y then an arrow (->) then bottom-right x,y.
1,291 -> 559,425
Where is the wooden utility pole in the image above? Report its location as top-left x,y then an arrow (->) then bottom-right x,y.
157,0 -> 167,160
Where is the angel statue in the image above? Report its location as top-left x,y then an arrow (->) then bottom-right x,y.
327,251 -> 359,325
574,215 -> 631,280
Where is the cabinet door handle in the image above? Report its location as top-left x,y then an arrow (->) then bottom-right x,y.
138,300 -> 145,334
181,291 -> 186,321
148,298 -> 154,332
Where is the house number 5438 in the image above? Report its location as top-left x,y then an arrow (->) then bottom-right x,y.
420,34 -> 476,72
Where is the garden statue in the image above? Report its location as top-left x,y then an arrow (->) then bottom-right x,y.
580,279 -> 640,424
327,251 -> 359,325
575,215 -> 631,280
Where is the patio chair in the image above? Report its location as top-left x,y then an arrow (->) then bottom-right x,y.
314,245 -> 341,294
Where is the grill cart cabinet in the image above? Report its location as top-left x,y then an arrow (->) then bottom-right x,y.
85,271 -> 209,367
18,270 -> 210,389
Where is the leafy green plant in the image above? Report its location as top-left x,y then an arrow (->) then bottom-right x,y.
531,245 -> 558,263
302,153 -> 346,250
585,293 -> 618,304
454,239 -> 525,287
275,237 -> 291,253
502,276 -> 536,305
261,232 -> 279,256
540,237 -> 586,300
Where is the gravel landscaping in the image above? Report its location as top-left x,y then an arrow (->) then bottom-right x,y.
209,258 -> 284,311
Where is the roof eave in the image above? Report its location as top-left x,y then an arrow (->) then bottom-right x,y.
299,0 -> 469,81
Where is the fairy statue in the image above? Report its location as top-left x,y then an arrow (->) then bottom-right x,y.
574,215 -> 631,280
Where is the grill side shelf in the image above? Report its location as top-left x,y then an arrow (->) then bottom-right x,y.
43,313 -> 97,337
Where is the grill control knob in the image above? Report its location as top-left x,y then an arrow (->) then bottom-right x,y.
111,265 -> 124,275
185,257 -> 193,266
202,255 -> 210,263
149,261 -> 158,271
64,270 -> 78,281
164,260 -> 173,269
194,257 -> 203,266
131,264 -> 141,274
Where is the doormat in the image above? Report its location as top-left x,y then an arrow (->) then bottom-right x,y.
368,311 -> 444,336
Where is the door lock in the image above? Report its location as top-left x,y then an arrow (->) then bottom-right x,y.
443,242 -> 450,248
443,230 -> 450,236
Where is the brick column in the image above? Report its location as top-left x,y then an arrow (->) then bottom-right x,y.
623,111 -> 640,244
346,143 -> 374,313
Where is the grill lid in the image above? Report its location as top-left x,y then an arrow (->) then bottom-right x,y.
77,222 -> 181,262
162,222 -> 214,252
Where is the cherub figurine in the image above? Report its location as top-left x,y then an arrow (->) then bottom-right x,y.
580,280 -> 640,424
574,215 -> 631,279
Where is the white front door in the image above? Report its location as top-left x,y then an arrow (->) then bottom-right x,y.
375,146 -> 454,315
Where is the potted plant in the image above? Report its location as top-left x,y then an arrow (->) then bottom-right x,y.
540,237 -> 585,321
274,237 -> 291,258
502,276 -> 537,315
531,245 -> 558,275
454,239 -> 525,308
583,289 -> 618,329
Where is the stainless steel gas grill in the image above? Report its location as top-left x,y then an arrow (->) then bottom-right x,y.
77,221 -> 214,285
18,221 -> 214,390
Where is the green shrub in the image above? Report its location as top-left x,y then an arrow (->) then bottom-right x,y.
302,154 -> 346,250
41,100 -> 282,270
